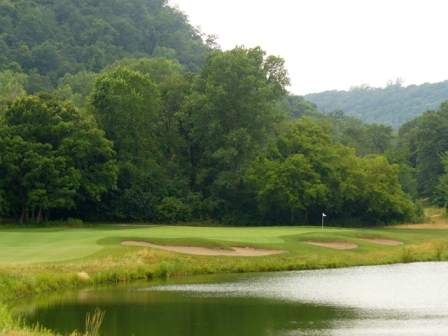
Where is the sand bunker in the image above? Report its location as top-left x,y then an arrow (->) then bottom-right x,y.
360,238 -> 403,245
304,241 -> 358,249
121,241 -> 285,256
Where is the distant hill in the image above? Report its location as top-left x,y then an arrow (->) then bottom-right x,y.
304,80 -> 448,129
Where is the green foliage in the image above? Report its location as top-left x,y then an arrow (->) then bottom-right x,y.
324,110 -> 394,156
54,71 -> 98,108
89,66 -> 161,162
0,301 -> 15,330
0,0 -> 211,78
186,46 -> 289,219
0,69 -> 27,108
104,57 -> 182,83
278,94 -> 321,120
156,197 -> 192,223
0,93 -> 117,223
399,101 -> 448,199
304,80 -> 448,129
355,156 -> 418,223
434,153 -> 448,208
248,118 -> 420,225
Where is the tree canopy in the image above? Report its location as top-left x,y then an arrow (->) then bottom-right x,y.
0,93 -> 117,222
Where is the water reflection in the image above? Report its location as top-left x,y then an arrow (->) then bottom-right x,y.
12,262 -> 448,336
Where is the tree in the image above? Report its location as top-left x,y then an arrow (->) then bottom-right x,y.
366,124 -> 393,154
105,57 -> 182,84
0,93 -> 117,223
353,155 -> 418,223
248,117 -> 361,224
186,46 -> 289,220
0,70 -> 27,109
434,153 -> 448,208
248,154 -> 325,224
399,101 -> 448,198
88,66 -> 161,163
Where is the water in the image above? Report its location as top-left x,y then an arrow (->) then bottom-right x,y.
12,262 -> 448,335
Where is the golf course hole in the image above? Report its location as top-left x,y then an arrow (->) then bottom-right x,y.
359,238 -> 404,245
121,241 -> 286,256
304,241 -> 358,250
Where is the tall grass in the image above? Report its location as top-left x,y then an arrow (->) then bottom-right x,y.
85,308 -> 105,336
0,302 -> 104,336
391,207 -> 448,229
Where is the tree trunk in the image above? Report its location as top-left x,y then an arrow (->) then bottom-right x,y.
290,209 -> 294,224
37,207 -> 43,224
304,209 -> 309,224
19,206 -> 25,224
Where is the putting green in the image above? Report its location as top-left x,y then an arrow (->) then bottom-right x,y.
0,226 -> 339,263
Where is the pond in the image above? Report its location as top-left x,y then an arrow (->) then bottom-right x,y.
11,262 -> 448,335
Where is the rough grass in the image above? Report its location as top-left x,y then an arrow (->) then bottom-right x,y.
390,207 -> 448,229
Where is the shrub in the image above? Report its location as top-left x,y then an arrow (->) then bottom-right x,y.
156,197 -> 192,224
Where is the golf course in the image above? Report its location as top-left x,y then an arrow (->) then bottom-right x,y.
2,223 -> 448,296
1,220 -> 448,335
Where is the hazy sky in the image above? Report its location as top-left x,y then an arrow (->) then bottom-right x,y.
169,0 -> 448,95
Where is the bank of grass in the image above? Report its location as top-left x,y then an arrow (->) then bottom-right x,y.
390,206 -> 448,229
1,224 -> 448,335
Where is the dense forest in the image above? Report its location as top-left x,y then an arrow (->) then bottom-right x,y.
304,78 -> 448,129
0,0 -> 214,101
1,0 -> 447,227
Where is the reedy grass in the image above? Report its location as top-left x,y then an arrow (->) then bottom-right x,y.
0,301 -> 96,336
84,308 -> 105,336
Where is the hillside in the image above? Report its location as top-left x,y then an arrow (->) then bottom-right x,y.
304,79 -> 448,129
0,0 -> 213,88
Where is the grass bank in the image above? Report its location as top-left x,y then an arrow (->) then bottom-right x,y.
1,224 -> 448,335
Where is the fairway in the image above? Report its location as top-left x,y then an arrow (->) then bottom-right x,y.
0,225 -> 332,263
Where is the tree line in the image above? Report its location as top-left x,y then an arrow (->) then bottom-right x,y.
0,47 -> 425,226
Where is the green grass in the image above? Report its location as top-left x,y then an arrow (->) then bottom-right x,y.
0,225 -> 328,263
1,225 -> 447,266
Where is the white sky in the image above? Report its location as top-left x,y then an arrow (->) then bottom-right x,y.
169,0 -> 448,95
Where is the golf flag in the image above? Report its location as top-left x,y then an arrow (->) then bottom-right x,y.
322,213 -> 326,217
